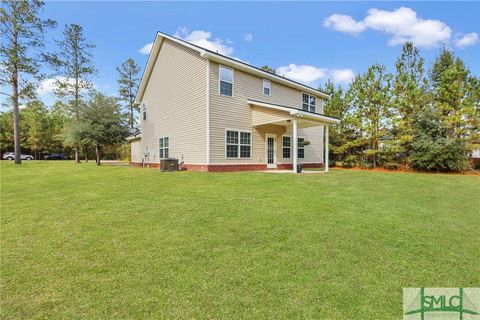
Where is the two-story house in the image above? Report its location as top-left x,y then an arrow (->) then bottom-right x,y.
128,31 -> 340,172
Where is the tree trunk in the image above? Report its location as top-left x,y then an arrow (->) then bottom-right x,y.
95,145 -> 101,165
12,30 -> 21,165
84,145 -> 88,162
75,147 -> 80,163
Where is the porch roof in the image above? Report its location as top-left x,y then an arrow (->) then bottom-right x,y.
248,99 -> 340,127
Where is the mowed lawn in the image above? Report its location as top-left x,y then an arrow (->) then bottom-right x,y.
1,162 -> 479,319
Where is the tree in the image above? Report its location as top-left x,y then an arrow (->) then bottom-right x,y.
393,42 -> 429,162
0,0 -> 55,164
260,65 -> 276,74
321,80 -> 356,163
77,93 -> 129,165
50,24 -> 96,163
348,64 -> 392,168
430,48 -> 471,139
23,100 -> 49,159
411,107 -> 469,171
116,58 -> 141,128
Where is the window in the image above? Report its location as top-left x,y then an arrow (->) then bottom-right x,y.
142,102 -> 147,120
219,65 -> 233,96
302,93 -> 316,112
263,79 -> 271,95
159,137 -> 169,159
226,130 -> 251,158
298,138 -> 305,159
282,136 -> 291,159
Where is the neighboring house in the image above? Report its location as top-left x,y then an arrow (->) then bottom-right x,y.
127,31 -> 339,172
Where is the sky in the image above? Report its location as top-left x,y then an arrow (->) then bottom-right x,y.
5,1 -> 480,106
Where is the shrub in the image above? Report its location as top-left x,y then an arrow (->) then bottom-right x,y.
342,155 -> 357,168
411,109 -> 470,172
383,162 -> 399,170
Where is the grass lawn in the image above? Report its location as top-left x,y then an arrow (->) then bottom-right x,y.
1,162 -> 479,319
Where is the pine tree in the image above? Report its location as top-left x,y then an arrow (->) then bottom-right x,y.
50,24 -> 96,163
116,58 -> 141,128
0,0 -> 55,164
348,64 -> 392,168
393,42 -> 429,163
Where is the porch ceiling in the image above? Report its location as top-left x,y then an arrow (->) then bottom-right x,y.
249,99 -> 340,128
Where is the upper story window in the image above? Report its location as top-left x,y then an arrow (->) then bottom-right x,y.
219,65 -> 233,96
302,93 -> 316,113
142,102 -> 147,120
263,79 -> 271,95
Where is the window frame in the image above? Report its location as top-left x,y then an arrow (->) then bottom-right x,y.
301,93 -> 317,113
219,65 -> 234,97
159,136 -> 170,159
263,79 -> 271,96
224,129 -> 252,159
297,137 -> 305,159
282,135 -> 291,159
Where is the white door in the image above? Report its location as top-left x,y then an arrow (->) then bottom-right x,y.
266,134 -> 277,169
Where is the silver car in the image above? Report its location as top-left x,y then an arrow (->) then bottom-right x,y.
2,152 -> 34,160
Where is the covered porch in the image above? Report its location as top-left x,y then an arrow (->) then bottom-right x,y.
248,99 -> 340,173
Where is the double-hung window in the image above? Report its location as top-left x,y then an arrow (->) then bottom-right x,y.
226,130 -> 251,158
302,93 -> 316,112
298,137 -> 305,159
219,66 -> 233,96
263,79 -> 271,95
282,136 -> 291,158
159,137 -> 169,159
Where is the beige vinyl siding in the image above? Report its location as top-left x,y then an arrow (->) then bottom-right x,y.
251,106 -> 290,126
139,39 -> 207,164
130,139 -> 142,163
209,61 -> 325,164
279,126 -> 324,164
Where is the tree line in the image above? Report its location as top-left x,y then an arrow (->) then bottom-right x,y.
1,0 -> 141,164
321,42 -> 479,171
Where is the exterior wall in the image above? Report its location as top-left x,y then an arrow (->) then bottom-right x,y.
209,60 -> 326,165
138,38 -> 207,165
130,139 -> 142,163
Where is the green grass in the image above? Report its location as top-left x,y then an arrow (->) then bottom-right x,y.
1,162 -> 479,319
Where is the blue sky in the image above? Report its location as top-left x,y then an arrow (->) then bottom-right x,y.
27,1 -> 480,105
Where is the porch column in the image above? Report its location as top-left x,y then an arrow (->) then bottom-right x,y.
325,125 -> 329,172
293,117 -> 298,173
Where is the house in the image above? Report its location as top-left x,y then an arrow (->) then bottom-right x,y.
128,31 -> 340,172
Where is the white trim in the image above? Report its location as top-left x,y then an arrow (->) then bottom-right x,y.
281,135 -> 291,159
159,136 -> 170,159
126,135 -> 141,141
135,32 -> 330,104
224,128 -> 252,159
206,59 -> 211,164
219,65 -> 234,97
247,99 -> 340,124
201,50 -> 329,99
293,118 -> 298,173
265,133 -> 277,169
301,92 -> 317,113
263,79 -> 271,96
325,126 -> 329,172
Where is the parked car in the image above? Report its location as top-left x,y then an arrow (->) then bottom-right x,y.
2,152 -> 34,160
44,153 -> 69,160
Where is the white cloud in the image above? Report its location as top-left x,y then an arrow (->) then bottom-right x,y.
37,77 -> 95,97
276,64 -> 326,85
330,69 -> 356,84
455,32 -> 479,48
138,42 -> 153,55
323,14 -> 366,35
174,27 -> 234,56
244,33 -> 253,42
324,7 -> 452,48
